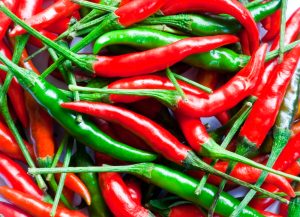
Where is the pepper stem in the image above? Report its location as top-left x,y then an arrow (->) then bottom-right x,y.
166,68 -> 187,100
278,0 -> 288,63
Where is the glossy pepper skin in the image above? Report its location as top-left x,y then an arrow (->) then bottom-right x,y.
262,10 -> 281,42
73,146 -> 110,217
0,121 -> 34,161
99,172 -> 155,217
94,28 -> 248,72
0,55 -> 157,163
125,178 -> 142,205
0,0 -> 19,40
0,40 -> 28,128
0,153 -> 43,199
16,0 -> 42,19
160,0 -> 259,53
0,186 -> 87,217
10,0 -> 81,36
238,45 -> 300,155
93,35 -> 239,77
0,201 -> 31,217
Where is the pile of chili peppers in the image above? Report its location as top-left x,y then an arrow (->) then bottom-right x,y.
0,0 -> 299,216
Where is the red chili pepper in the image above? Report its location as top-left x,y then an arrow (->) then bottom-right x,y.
0,0 -> 19,40
255,8 -> 300,95
16,0 -> 42,19
107,75 -> 207,103
0,40 -> 28,128
10,0 -> 81,36
0,153 -> 43,199
28,29 -> 58,48
93,35 -> 239,77
0,201 -> 31,217
161,0 -> 259,53
55,162 -> 92,206
99,172 -> 154,217
125,178 -> 142,205
45,17 -> 71,35
189,159 -> 294,196
238,45 -> 300,152
168,204 -> 206,217
279,201 -> 288,216
0,186 -> 87,217
262,10 -> 281,42
0,121 -> 34,162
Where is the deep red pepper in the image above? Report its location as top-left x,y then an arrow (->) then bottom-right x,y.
0,153 -> 43,199
93,35 -> 239,77
99,172 -> 154,217
0,121 -> 34,162
129,98 -> 163,119
0,186 -> 87,217
0,201 -> 31,217
279,201 -> 288,216
167,204 -> 207,217
0,40 -> 27,128
16,0 -> 42,19
255,7 -> 300,95
0,0 -> 19,40
107,75 -> 207,103
161,0 -> 259,53
45,17 -> 72,35
125,178 -> 142,205
238,45 -> 300,152
261,10 -> 281,42
10,0 -> 81,36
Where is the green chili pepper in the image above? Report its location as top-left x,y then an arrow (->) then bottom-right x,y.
141,0 -> 281,36
0,53 -> 157,163
73,145 -> 110,217
288,197 -> 300,217
29,163 -> 264,217
93,27 -> 248,72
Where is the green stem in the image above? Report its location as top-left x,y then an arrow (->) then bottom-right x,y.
46,135 -> 69,181
166,68 -> 186,100
51,143 -> 73,217
195,101 -> 253,195
278,0 -> 288,63
173,73 -> 213,94
71,0 -> 116,11
265,40 -> 300,62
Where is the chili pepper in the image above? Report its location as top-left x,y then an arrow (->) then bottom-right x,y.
143,0 -> 280,38
0,121 -> 34,161
16,0 -> 42,19
10,0 -> 82,36
0,0 -> 18,40
20,48 -> 55,168
54,162 -> 92,206
279,202 -> 288,216
160,0 -> 259,53
61,101 -> 297,190
45,17 -> 72,35
0,40 -> 27,128
0,53 -> 157,163
255,7 -> 300,95
73,145 -> 109,217
287,197 -> 300,217
28,30 -> 58,48
262,10 -> 281,42
99,172 -> 155,217
238,45 -> 300,157
0,153 -> 43,199
0,201 -> 31,217
35,163 -> 265,217
125,177 -> 142,205
92,35 -> 238,77
0,186 -> 87,217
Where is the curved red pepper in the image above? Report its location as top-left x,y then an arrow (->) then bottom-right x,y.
10,0 -> 80,36
93,35 -> 239,77
45,17 -> 71,35
161,0 -> 259,53
125,178 -> 142,205
0,153 -> 43,199
0,201 -> 31,217
107,75 -> 207,103
16,0 -> 42,19
262,10 -> 281,42
239,45 -> 300,149
99,172 -> 153,217
0,40 -> 28,128
255,8 -> 300,95
0,121 -> 34,162
0,0 -> 19,40
0,186 -> 87,217
115,0 -> 165,27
